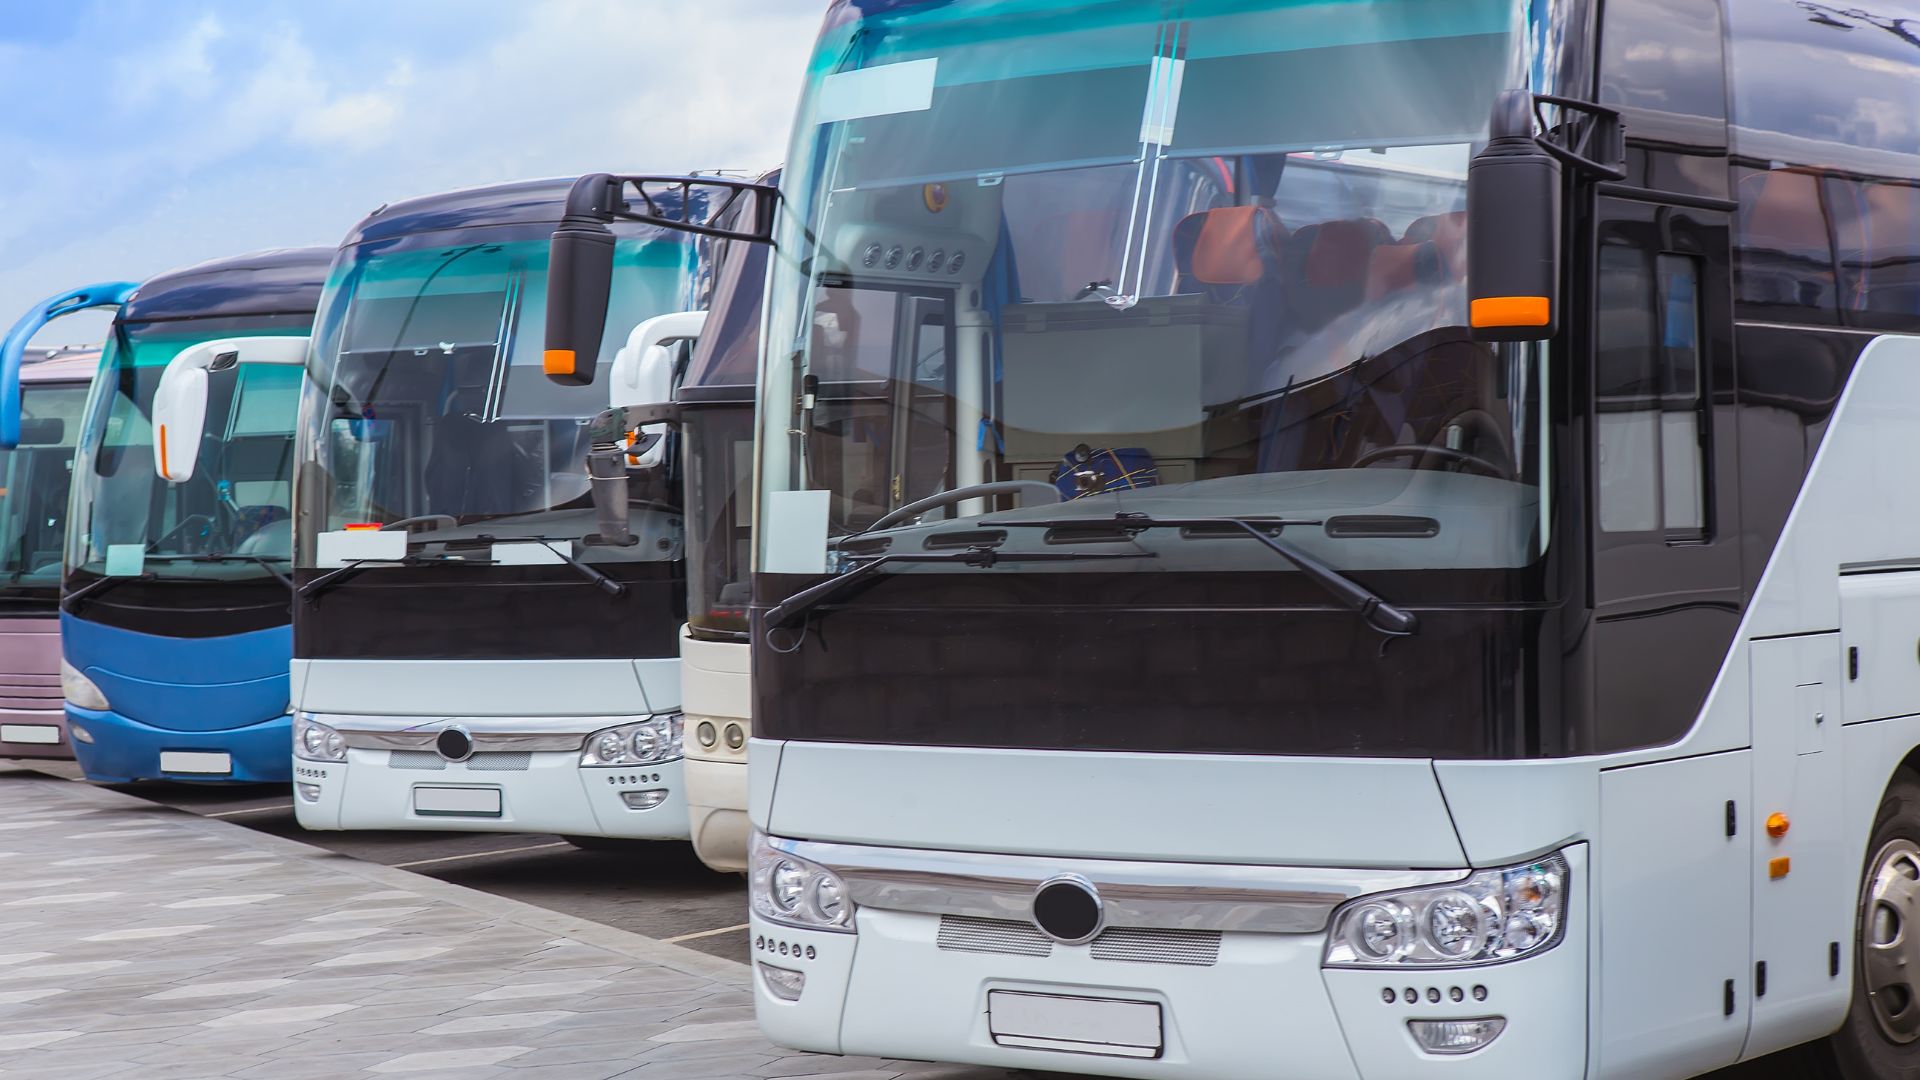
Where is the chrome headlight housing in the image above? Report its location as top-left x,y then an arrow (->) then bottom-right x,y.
750,831 -> 854,933
1324,853 -> 1569,968
60,659 -> 109,711
293,714 -> 346,763
579,713 -> 683,767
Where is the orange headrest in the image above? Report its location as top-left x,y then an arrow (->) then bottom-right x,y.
1174,206 -> 1285,286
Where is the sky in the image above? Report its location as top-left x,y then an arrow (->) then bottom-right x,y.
0,0 -> 819,346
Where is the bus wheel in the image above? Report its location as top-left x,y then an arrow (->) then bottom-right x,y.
1799,768 -> 1920,1079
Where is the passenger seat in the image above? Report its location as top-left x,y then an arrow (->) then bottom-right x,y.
1285,218 -> 1392,330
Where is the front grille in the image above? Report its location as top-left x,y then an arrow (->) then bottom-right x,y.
1090,926 -> 1222,967
467,752 -> 531,772
387,751 -> 446,771
935,915 -> 1223,967
937,915 -> 1052,958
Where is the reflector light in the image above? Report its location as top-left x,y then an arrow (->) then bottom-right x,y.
543,349 -> 576,376
342,522 -> 382,532
1469,295 -> 1551,328
1770,857 -> 1792,879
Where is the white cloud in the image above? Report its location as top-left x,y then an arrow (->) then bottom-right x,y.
0,0 -> 823,327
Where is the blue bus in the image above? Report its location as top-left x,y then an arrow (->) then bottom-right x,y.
6,248 -> 332,783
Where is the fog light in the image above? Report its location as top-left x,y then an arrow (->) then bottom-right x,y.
622,790 -> 668,811
68,723 -> 93,744
296,783 -> 322,803
723,723 -> 745,750
696,721 -> 717,748
1408,1017 -> 1506,1055
759,962 -> 805,1001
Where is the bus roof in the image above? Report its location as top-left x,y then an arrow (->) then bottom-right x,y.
20,345 -> 99,384
120,246 -> 334,324
342,177 -> 585,248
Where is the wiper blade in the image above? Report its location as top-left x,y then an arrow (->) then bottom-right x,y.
65,572 -> 156,608
477,536 -> 627,599
981,512 -> 1419,638
297,553 -> 485,602
143,553 -> 294,590
765,546 -> 1152,632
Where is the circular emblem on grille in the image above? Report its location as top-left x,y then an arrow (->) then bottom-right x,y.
1031,875 -> 1104,944
435,725 -> 474,762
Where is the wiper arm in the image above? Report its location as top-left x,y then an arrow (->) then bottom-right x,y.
144,553 -> 294,591
981,512 -> 1419,638
296,553 -> 482,601
765,546 -> 1153,632
66,572 -> 156,608
479,536 -> 627,599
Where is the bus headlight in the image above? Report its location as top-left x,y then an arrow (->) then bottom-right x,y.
751,831 -> 854,934
579,713 -> 683,767
294,715 -> 347,763
60,659 -> 109,712
1324,853 -> 1568,968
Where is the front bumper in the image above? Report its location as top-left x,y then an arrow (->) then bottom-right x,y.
752,843 -> 1590,1079
687,757 -> 750,871
0,707 -> 72,761
67,705 -> 290,783
295,743 -> 689,839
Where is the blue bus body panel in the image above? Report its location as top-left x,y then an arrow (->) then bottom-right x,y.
65,703 -> 291,784
61,614 -> 290,733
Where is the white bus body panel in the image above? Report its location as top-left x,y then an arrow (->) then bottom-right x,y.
765,741 -> 1467,868
291,657 -> 685,839
683,630 -> 752,871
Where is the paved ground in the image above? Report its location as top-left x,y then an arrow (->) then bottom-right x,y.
27,760 -> 754,964
0,764 -> 1048,1080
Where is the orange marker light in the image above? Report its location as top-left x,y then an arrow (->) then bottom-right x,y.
542,349 -> 576,376
158,424 -> 170,477
1769,857 -> 1792,880
1469,296 -> 1552,329
1766,812 -> 1791,839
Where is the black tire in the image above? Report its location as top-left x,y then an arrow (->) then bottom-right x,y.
1795,767 -> 1920,1079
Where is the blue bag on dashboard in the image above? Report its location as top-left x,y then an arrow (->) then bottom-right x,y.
1050,444 -> 1158,500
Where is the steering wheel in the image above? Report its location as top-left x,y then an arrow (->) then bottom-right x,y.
1352,409 -> 1516,480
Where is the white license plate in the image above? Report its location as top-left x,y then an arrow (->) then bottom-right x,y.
160,751 -> 232,775
413,785 -> 502,817
987,990 -> 1163,1059
0,724 -> 60,745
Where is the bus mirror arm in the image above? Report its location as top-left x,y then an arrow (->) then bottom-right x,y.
580,402 -> 682,549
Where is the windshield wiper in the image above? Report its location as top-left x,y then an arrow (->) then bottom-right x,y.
297,553 -> 487,602
980,511 -> 1419,638
143,553 -> 294,590
65,572 -> 156,608
765,546 -> 1153,632
475,536 -> 627,598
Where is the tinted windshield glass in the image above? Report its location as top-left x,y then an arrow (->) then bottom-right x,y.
0,382 -> 88,597
68,317 -> 310,581
296,228 -> 698,567
759,0 -> 1545,579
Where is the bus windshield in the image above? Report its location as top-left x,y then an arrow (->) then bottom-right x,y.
68,317 -> 310,584
297,228 -> 698,567
759,0 -> 1547,579
0,381 -> 88,597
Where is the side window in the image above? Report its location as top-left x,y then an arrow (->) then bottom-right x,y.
1596,247 -> 1707,537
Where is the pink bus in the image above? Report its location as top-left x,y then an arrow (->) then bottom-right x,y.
0,345 -> 97,759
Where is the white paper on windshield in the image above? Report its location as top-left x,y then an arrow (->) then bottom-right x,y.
315,529 -> 407,568
104,544 -> 145,577
763,490 -> 831,575
492,543 -> 565,566
817,58 -> 937,124
1138,55 -> 1186,145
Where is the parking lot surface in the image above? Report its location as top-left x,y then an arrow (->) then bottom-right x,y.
0,764 -> 1057,1079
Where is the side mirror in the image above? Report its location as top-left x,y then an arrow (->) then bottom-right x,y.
1467,90 -> 1562,342
0,281 -> 140,449
607,309 -> 707,470
543,175 -> 621,387
152,336 -> 309,482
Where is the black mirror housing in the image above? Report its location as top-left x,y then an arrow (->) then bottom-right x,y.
1468,90 -> 1562,343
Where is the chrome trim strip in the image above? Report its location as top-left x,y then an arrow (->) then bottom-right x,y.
766,835 -> 1466,934
342,730 -> 584,753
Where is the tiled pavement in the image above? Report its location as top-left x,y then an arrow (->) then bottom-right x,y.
0,765 -> 1031,1079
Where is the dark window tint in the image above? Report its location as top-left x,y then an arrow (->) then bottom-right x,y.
1598,0 -> 1728,196
1596,249 -> 1706,536
684,239 -> 769,392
